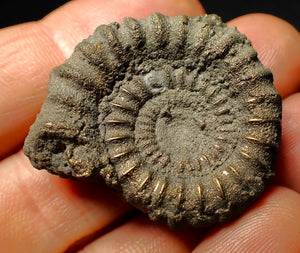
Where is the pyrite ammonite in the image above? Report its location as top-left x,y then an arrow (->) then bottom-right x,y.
24,13 -> 282,228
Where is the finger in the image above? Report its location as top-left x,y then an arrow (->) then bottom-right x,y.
275,93 -> 300,192
192,187 -> 300,253
40,0 -> 205,58
228,13 -> 300,98
0,0 -> 205,159
0,21 -> 64,159
79,215 -> 202,253
0,151 -> 133,253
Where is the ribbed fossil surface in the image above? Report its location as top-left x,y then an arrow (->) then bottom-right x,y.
24,13 -> 282,228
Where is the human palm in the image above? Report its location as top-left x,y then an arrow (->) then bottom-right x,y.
1,0 -> 300,252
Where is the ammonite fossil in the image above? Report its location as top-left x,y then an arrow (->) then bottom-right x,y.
24,13 -> 282,228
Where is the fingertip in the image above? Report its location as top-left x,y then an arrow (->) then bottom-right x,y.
193,186 -> 300,252
228,13 -> 300,98
0,151 -> 133,252
275,93 -> 300,192
80,215 -> 201,253
41,0 -> 205,58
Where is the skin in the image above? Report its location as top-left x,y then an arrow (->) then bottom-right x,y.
0,0 -> 300,252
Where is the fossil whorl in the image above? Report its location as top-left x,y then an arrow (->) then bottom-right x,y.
24,13 -> 282,228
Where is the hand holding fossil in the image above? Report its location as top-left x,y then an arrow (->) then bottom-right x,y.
0,0 -> 300,252
23,13 -> 282,228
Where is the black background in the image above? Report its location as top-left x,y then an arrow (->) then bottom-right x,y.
1,0 -> 299,30
202,0 -> 299,31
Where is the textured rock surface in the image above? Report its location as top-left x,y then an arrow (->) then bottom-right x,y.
24,13 -> 282,228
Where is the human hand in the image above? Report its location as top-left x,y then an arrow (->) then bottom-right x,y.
1,0 -> 300,252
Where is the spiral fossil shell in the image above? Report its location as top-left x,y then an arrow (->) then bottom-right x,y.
24,13 -> 282,228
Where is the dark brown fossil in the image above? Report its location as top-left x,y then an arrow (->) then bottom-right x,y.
24,13 -> 282,228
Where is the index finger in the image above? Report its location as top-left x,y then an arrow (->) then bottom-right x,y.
228,13 -> 300,97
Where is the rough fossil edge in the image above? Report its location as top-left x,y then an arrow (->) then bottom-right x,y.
24,13 -> 282,228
